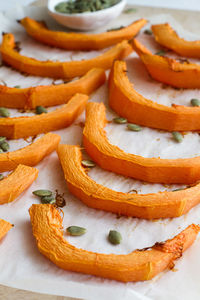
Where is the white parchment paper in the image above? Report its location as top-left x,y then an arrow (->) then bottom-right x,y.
0,6 -> 200,300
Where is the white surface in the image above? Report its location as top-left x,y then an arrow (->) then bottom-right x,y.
1,6 -> 200,300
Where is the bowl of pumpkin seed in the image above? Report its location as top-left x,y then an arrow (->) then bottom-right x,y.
48,0 -> 127,31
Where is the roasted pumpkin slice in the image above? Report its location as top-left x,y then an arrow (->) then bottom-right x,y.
57,144 -> 200,219
109,60 -> 200,131
0,33 -> 132,79
29,204 -> 200,282
84,102 -> 200,184
0,219 -> 12,240
0,132 -> 60,172
0,164 -> 38,204
19,17 -> 147,51
0,68 -> 106,109
0,93 -> 88,139
152,23 -> 200,58
132,38 -> 200,88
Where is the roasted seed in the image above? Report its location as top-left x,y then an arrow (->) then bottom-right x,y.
108,230 -> 122,245
41,195 -> 56,204
0,107 -> 10,117
66,226 -> 86,236
0,174 -> 4,180
127,123 -> 142,131
144,29 -> 152,35
0,142 -> 9,152
172,131 -> 183,143
113,117 -> 127,124
35,106 -> 47,115
191,98 -> 200,107
82,160 -> 96,168
32,189 -> 52,197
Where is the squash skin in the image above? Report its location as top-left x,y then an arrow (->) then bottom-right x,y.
83,102 -> 200,184
0,68 -> 106,109
0,164 -> 38,204
0,219 -> 12,240
20,17 -> 147,51
0,33 -> 133,79
109,60 -> 200,131
0,93 -> 88,139
57,144 -> 200,219
0,132 -> 60,172
152,23 -> 200,58
29,204 -> 200,282
132,38 -> 200,88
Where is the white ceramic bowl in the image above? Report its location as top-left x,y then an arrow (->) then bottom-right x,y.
47,0 -> 127,31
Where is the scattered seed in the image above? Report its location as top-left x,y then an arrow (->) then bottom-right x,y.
127,123 -> 142,131
0,107 -> 10,117
32,189 -> 52,197
113,117 -> 127,124
55,189 -> 66,207
172,131 -> 183,143
191,98 -> 200,107
41,195 -> 56,204
144,29 -> 152,35
0,174 -> 4,180
128,189 -> 138,194
155,50 -> 166,56
124,7 -> 137,13
82,160 -> 96,168
14,85 -> 20,88
66,226 -> 86,236
0,136 -> 6,144
107,26 -> 125,32
108,230 -> 122,245
0,142 -> 9,152
35,106 -> 47,115
172,188 -> 185,192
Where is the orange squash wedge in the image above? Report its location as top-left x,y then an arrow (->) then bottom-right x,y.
29,204 -> 200,282
0,132 -> 60,172
132,38 -> 200,88
108,60 -> 200,131
0,164 -> 38,204
83,102 -> 200,184
19,17 -> 147,51
152,23 -> 200,58
0,68 -> 105,109
57,144 -> 200,219
0,219 -> 12,240
0,93 -> 88,139
0,33 -> 132,79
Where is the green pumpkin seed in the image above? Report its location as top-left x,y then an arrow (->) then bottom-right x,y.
0,174 -> 4,180
14,85 -> 20,88
35,106 -> 47,115
82,160 -> 96,168
32,189 -> 52,197
0,142 -> 9,152
124,8 -> 137,13
0,136 -> 6,144
113,117 -> 127,124
107,26 -> 125,32
191,98 -> 200,107
0,149 -> 4,153
144,29 -> 152,35
155,50 -> 166,56
127,123 -> 142,131
0,107 -> 10,117
172,188 -> 184,192
41,195 -> 56,204
108,230 -> 122,245
66,226 -> 86,236
172,131 -> 183,143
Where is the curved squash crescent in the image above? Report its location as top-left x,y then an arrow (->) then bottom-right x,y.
29,204 -> 200,282
0,93 -> 88,139
0,219 -> 12,240
132,38 -> 200,88
152,23 -> 200,58
0,132 -> 60,172
57,144 -> 200,219
19,17 -> 147,51
83,102 -> 200,184
108,60 -> 200,131
0,33 -> 132,79
0,164 -> 38,204
0,68 -> 106,109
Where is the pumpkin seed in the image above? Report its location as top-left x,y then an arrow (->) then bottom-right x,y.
0,107 -> 10,117
35,106 -> 47,115
0,149 -> 4,153
66,226 -> 86,236
113,117 -> 127,124
155,50 -> 166,56
124,7 -> 137,13
172,188 -> 184,192
0,174 -> 4,180
191,98 -> 200,107
107,26 -> 125,32
172,131 -> 183,143
108,230 -> 122,245
82,160 -> 96,168
144,29 -> 152,35
32,189 -> 52,197
14,85 -> 20,88
41,195 -> 56,204
55,190 -> 66,207
0,136 -> 6,144
127,123 -> 142,131
0,142 -> 9,152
